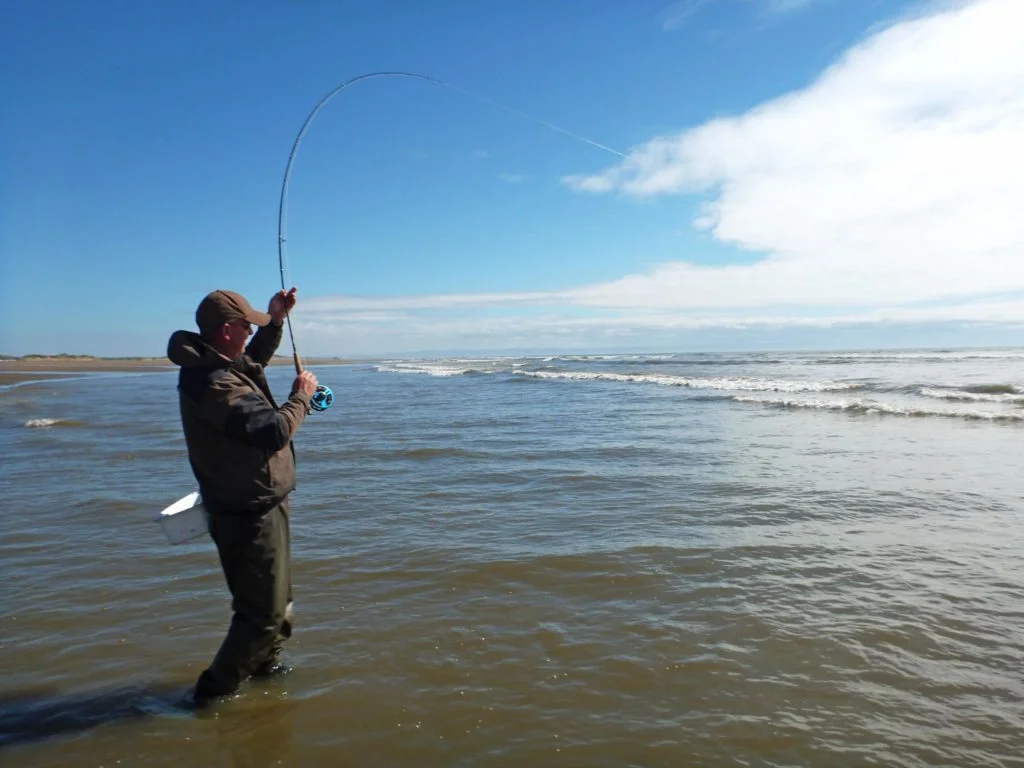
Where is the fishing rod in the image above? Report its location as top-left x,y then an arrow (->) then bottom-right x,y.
276,71 -> 627,412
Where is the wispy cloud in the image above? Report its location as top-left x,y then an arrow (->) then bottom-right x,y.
659,0 -> 827,30
659,0 -> 715,30
472,149 -> 490,160
305,293 -> 1024,325
296,293 -> 1024,354
498,173 -> 525,183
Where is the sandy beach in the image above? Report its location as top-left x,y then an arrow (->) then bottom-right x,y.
0,358 -> 171,385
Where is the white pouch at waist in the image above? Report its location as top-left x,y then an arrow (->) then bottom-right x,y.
156,491 -> 209,544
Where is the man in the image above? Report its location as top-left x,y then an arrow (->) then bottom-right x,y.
167,286 -> 318,704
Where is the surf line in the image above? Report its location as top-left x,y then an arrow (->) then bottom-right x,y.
275,70 -> 627,412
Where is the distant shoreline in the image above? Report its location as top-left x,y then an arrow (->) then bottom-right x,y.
0,356 -> 356,386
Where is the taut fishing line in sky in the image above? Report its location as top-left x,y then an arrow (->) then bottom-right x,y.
276,71 -> 627,412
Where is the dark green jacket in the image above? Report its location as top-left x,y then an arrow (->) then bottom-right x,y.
167,324 -> 312,514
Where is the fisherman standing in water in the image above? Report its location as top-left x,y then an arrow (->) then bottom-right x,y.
167,287 -> 318,704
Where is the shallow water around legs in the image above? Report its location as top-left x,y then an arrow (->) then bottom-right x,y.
2,351 -> 1023,766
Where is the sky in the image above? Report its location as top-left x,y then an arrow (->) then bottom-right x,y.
2,0 -> 1022,357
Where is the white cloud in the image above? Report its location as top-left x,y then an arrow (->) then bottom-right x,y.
568,0 -> 1024,311
291,0 -> 1024,355
498,173 -> 525,183
305,292 -> 1024,323
297,289 -> 1024,354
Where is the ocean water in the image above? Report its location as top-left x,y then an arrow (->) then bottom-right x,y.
2,349 -> 1023,767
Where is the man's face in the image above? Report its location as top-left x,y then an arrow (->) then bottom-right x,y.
222,319 -> 252,359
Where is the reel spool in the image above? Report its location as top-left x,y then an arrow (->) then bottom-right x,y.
311,384 -> 334,412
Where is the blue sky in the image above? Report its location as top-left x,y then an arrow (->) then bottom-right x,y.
2,0 -> 1022,357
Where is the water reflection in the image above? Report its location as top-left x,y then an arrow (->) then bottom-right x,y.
0,681 -> 192,749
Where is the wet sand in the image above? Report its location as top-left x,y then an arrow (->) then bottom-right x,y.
0,359 -> 173,386
0,372 -> 82,385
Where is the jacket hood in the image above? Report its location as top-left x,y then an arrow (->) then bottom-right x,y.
167,330 -> 231,369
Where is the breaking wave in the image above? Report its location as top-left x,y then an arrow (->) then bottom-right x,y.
515,370 -> 857,393
734,396 -> 1024,422
24,418 -> 83,428
808,349 -> 1024,363
919,385 -> 1024,403
375,362 -> 497,377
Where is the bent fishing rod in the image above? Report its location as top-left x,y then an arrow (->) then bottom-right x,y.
275,71 -> 626,412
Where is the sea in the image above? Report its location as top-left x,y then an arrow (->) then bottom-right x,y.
1,348 -> 1023,767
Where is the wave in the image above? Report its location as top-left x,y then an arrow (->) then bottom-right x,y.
809,350 -> 1024,364
24,418 -> 83,428
919,385 -> 1024,404
515,370 -> 858,393
394,447 -> 491,460
375,363 -> 495,377
734,396 -> 1024,422
558,354 -> 656,361
568,356 -> 785,367
963,383 -> 1022,395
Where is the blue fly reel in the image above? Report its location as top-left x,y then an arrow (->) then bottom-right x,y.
311,384 -> 333,412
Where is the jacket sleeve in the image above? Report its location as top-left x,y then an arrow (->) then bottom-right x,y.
246,321 -> 284,367
201,371 -> 312,452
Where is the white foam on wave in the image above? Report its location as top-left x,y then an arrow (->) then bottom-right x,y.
814,349 -> 1024,363
24,418 -> 71,428
515,370 -> 856,393
564,353 -> 670,362
375,362 -> 494,377
735,396 -> 1024,422
919,387 -> 1024,404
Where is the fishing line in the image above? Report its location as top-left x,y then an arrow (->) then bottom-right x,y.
276,70 -> 626,412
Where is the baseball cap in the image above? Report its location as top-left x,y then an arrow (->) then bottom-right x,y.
196,289 -> 272,330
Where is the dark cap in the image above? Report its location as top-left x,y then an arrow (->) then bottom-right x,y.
196,290 -> 272,330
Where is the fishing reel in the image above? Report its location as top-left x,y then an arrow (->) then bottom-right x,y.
311,384 -> 334,412
290,350 -> 333,412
